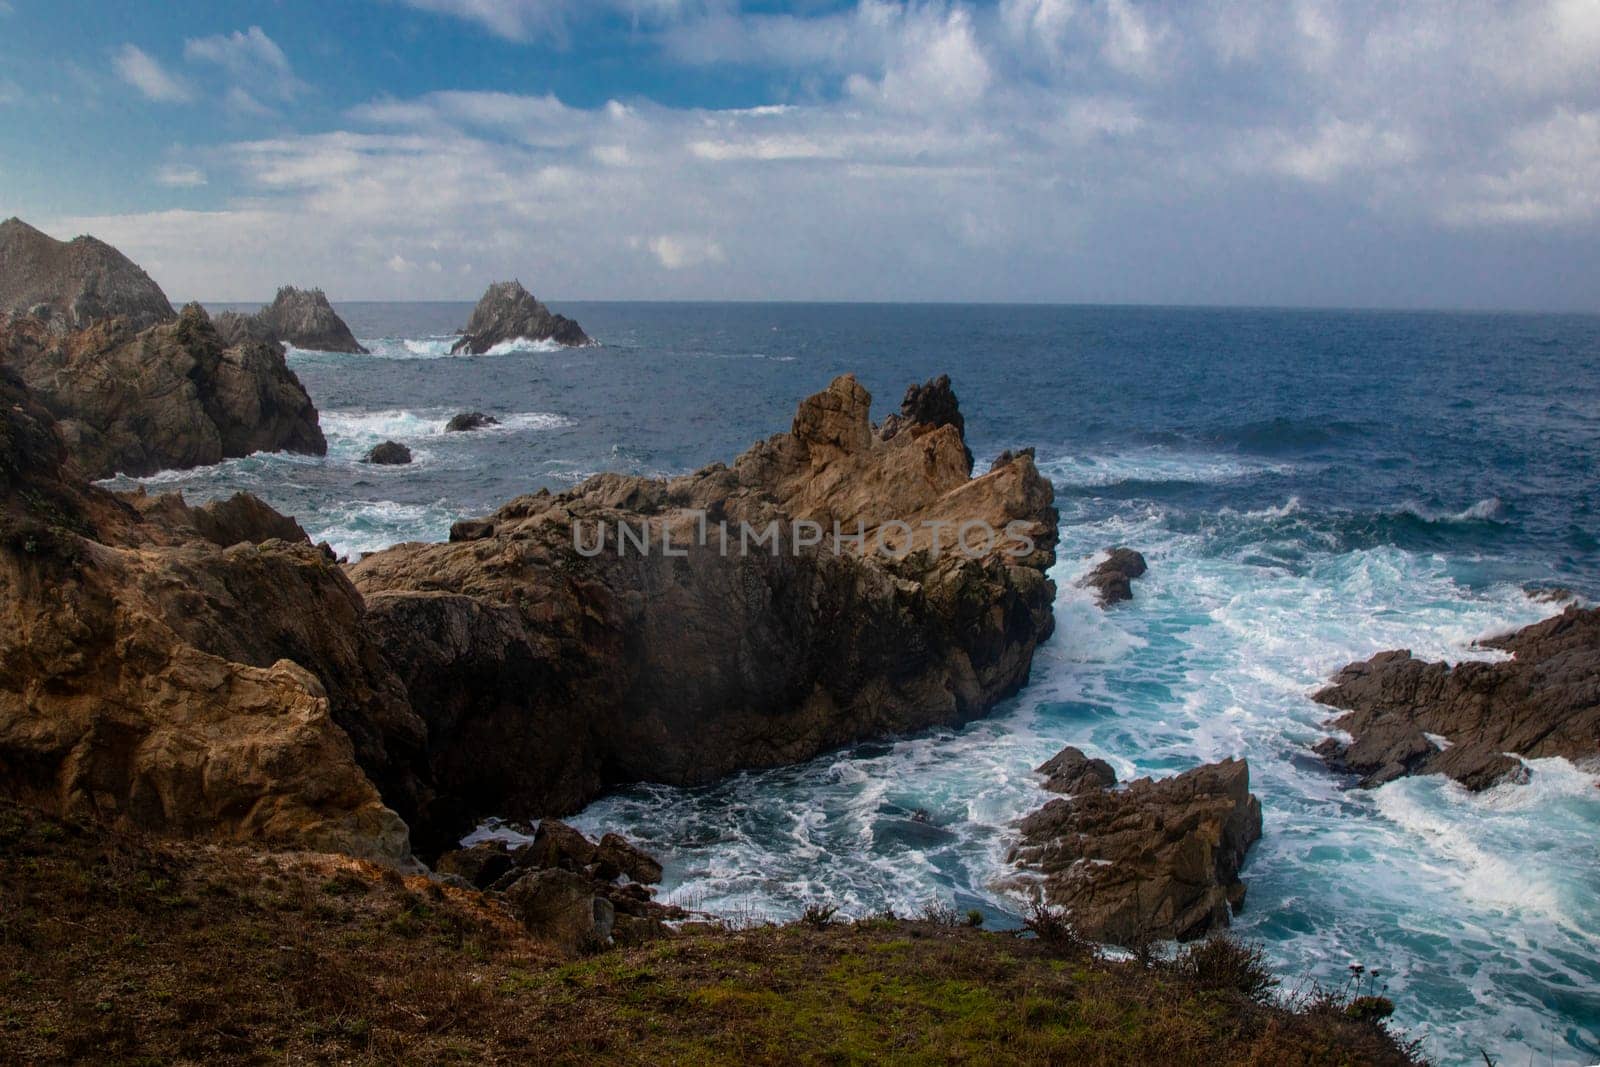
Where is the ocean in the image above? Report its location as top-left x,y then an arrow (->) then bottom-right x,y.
111,301 -> 1600,1065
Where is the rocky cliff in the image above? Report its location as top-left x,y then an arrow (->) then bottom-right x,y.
0,303 -> 325,479
0,217 -> 175,332
1007,749 -> 1263,945
349,373 -> 1057,839
451,281 -> 591,354
1313,605 -> 1600,789
0,367 -> 428,860
215,286 -> 368,354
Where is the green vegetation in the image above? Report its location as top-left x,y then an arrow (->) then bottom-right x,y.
0,801 -> 1419,1065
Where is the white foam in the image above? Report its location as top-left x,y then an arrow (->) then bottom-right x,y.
305,498 -> 457,559
1036,449 -> 1296,488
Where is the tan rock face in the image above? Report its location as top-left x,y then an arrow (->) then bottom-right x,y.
1007,753 -> 1263,946
1314,605 -> 1600,789
0,305 -> 325,479
350,373 -> 1059,838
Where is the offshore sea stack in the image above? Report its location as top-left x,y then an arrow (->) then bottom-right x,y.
451,280 -> 591,354
0,367 -> 427,861
214,286 -> 369,354
1008,748 -> 1263,945
0,217 -> 174,332
350,373 -> 1058,839
1313,605 -> 1600,790
0,303 -> 325,479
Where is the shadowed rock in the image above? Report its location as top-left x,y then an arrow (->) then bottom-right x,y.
879,374 -> 973,472
215,286 -> 368,354
0,304 -> 325,479
364,441 -> 412,465
1313,605 -> 1600,790
1008,754 -> 1263,945
1037,745 -> 1117,795
0,217 -> 174,332
1078,547 -> 1148,606
445,411 -> 501,432
451,281 -> 591,354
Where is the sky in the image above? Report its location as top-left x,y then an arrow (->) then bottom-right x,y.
1,0 -> 1598,309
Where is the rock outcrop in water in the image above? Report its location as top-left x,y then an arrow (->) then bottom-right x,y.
0,304 -> 325,479
364,440 -> 412,465
451,281 -> 591,354
0,217 -> 175,332
1078,547 -> 1147,606
214,286 -> 368,354
445,411 -> 499,432
1008,750 -> 1263,945
0,366 -> 427,861
1313,605 -> 1600,789
349,373 -> 1057,838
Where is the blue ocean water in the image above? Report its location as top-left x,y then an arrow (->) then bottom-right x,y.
115,302 -> 1600,1064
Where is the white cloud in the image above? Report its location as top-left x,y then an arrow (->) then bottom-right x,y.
185,27 -> 308,106
112,44 -> 193,103
153,164 -> 208,188
398,0 -> 694,42
645,234 -> 727,269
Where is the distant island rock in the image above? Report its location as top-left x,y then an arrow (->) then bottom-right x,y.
445,411 -> 500,432
215,286 -> 368,354
451,281 -> 591,354
364,440 -> 412,465
0,217 -> 175,332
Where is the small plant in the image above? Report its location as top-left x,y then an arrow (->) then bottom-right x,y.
1345,995 -> 1395,1023
1175,936 -> 1279,1002
799,902 -> 839,929
965,909 -> 984,928
1022,901 -> 1086,953
917,902 -> 962,927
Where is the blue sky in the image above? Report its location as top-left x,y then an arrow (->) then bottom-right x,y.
2,1 -> 1598,308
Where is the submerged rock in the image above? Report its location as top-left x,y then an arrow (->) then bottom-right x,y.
0,303 -> 325,479
215,286 -> 368,354
1008,753 -> 1263,945
1313,605 -> 1600,790
451,281 -> 591,354
364,440 -> 412,465
0,217 -> 174,332
350,373 -> 1058,838
445,411 -> 500,432
1078,547 -> 1148,606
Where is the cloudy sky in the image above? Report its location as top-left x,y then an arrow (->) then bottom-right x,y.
2,1 -> 1598,308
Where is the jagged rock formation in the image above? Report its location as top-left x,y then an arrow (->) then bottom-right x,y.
1078,547 -> 1147,606
879,374 -> 974,471
1314,606 -> 1600,789
214,286 -> 368,354
1037,745 -> 1117,796
451,281 -> 591,354
0,304 -> 325,479
0,367 -> 429,861
0,217 -> 174,332
349,373 -> 1058,837
364,441 -> 412,465
445,411 -> 500,432
1008,751 -> 1263,945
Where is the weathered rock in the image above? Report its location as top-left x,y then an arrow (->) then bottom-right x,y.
1008,755 -> 1262,945
503,867 -> 615,950
0,304 -> 325,479
1078,547 -> 1148,607
0,217 -> 174,332
527,819 -> 599,871
595,832 -> 664,885
190,491 -> 311,547
445,412 -> 500,433
214,286 -> 368,354
879,374 -> 973,472
364,441 -> 412,465
435,841 -> 516,889
1037,745 -> 1117,796
1313,606 -> 1600,790
349,374 -> 1057,836
450,281 -> 591,354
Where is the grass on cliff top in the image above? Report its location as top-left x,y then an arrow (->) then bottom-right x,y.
0,801 -> 1419,1066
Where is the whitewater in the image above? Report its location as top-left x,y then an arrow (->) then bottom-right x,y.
108,300 -> 1599,1065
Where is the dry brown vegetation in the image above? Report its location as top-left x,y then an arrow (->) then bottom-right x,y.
0,801 -> 1419,1065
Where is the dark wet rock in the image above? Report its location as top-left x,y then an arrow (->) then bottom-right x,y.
1524,585 -> 1577,604
451,281 -> 591,354
191,491 -> 311,547
595,832 -> 664,885
0,217 -> 174,332
878,374 -> 973,472
1313,605 -> 1600,790
0,303 -> 325,479
435,841 -> 517,890
349,374 -> 1058,834
1037,745 -> 1117,795
527,819 -> 599,872
364,441 -> 412,465
214,287 -> 367,354
445,411 -> 501,433
449,518 -> 496,542
1078,547 -> 1148,607
1008,755 -> 1263,945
